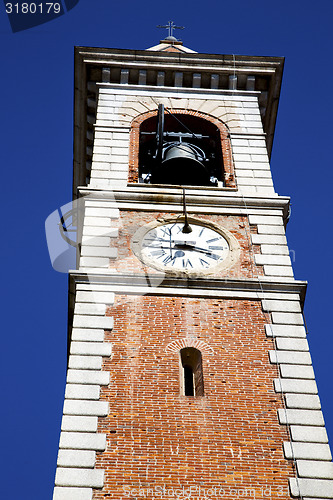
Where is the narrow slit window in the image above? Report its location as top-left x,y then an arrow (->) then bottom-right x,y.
180,347 -> 204,397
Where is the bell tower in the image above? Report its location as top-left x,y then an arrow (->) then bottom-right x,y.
53,36 -> 333,500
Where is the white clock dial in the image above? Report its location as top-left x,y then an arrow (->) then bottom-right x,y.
140,222 -> 230,272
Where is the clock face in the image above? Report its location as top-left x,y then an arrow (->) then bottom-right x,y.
139,222 -> 230,272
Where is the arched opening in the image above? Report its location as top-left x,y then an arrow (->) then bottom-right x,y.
139,110 -> 224,187
180,347 -> 204,397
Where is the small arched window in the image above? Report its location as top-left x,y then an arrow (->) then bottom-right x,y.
180,347 -> 204,397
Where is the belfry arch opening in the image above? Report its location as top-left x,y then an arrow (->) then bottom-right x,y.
138,109 -> 225,187
180,347 -> 204,397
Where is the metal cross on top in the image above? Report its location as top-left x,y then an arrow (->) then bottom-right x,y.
157,21 -> 185,39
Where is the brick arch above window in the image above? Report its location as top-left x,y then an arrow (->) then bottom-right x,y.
128,109 -> 236,187
165,338 -> 214,355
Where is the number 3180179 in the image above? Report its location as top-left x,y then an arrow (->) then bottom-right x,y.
5,3 -> 61,14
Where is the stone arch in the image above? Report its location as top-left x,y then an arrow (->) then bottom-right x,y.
128,108 -> 236,187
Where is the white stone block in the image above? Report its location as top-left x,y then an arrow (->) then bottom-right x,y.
284,442 -> 331,460
261,244 -> 289,255
251,234 -> 287,245
68,356 -> 102,370
256,254 -> 291,266
81,247 -> 117,259
63,400 -> 109,416
57,450 -> 96,468
61,416 -> 98,433
280,364 -> 315,379
84,217 -> 110,227
278,409 -> 324,426
53,487 -> 92,500
74,303 -> 107,316
80,256 -> 110,268
55,468 -> 104,488
81,236 -> 111,247
70,342 -> 112,357
265,324 -> 306,338
271,312 -> 304,325
297,460 -> 333,478
76,292 -> 115,304
257,224 -> 285,235
276,337 -> 309,351
249,215 -> 283,225
285,394 -> 321,410
274,378 -> 318,394
269,350 -> 311,364
291,426 -> 328,443
262,300 -> 301,313
85,208 -> 119,218
264,265 -> 294,277
65,384 -> 100,401
72,315 -> 114,330
59,432 -> 106,451
67,369 -> 110,386
290,477 -> 333,498
82,227 -> 118,238
71,329 -> 105,342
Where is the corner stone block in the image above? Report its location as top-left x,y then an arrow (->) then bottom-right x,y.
265,324 -> 306,338
63,399 -> 109,417
70,342 -> 112,357
68,355 -> 102,370
76,291 -> 115,304
66,369 -> 110,386
269,350 -> 312,365
274,378 -> 318,394
61,415 -> 98,433
271,312 -> 304,325
262,300 -> 301,313
72,315 -> 114,330
291,426 -> 328,443
71,329 -> 105,342
285,394 -> 321,410
275,337 -> 309,351
297,460 -> 333,479
284,442 -> 332,460
74,303 -> 107,316
59,432 -> 106,451
55,468 -> 104,488
57,449 -> 96,468
280,364 -> 315,379
278,409 -> 324,426
289,477 -> 333,498
65,384 -> 100,401
53,487 -> 92,500
248,215 -> 284,225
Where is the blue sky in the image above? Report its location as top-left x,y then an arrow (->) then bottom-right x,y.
1,1 -> 333,498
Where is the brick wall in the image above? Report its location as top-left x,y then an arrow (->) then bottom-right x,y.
92,296 -> 295,500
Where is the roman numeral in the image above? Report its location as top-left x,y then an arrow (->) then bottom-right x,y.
183,259 -> 193,268
207,237 -> 221,243
200,258 -> 209,268
151,250 -> 166,258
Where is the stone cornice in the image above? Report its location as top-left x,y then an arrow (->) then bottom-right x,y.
78,186 -> 290,220
69,271 -> 307,303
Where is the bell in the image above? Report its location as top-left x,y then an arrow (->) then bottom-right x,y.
151,142 -> 211,186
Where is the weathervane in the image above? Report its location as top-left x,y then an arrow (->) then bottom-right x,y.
157,21 -> 184,39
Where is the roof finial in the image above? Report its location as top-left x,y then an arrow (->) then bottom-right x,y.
157,21 -> 185,41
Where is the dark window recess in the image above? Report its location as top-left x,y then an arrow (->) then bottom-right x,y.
180,347 -> 204,397
139,106 -> 224,187
184,365 -> 194,396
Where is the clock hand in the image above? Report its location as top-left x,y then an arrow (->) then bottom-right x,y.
174,243 -> 221,259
